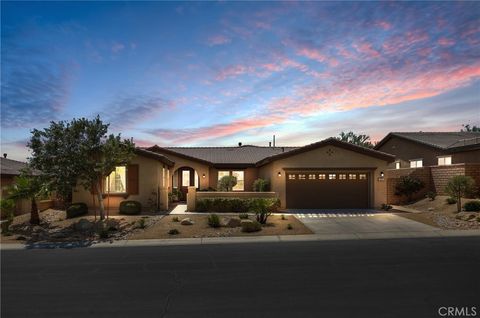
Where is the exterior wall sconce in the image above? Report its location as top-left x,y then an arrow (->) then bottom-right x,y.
202,173 -> 206,178
380,171 -> 384,178
277,172 -> 282,177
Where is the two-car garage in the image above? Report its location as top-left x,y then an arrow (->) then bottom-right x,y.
257,138 -> 395,210
285,170 -> 370,209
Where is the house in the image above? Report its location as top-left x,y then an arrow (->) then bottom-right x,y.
375,132 -> 480,204
0,155 -> 53,215
73,138 -> 395,211
375,132 -> 480,169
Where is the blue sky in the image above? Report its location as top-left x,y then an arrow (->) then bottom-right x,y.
1,1 -> 479,160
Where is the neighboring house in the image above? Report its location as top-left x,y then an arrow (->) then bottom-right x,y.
73,138 -> 395,210
0,156 -> 53,215
375,132 -> 480,203
375,132 -> 480,169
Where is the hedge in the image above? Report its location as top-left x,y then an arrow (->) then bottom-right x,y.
66,203 -> 88,219
464,200 -> 480,212
196,197 -> 278,213
119,200 -> 142,215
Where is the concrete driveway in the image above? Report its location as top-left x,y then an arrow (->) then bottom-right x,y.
288,210 -> 438,238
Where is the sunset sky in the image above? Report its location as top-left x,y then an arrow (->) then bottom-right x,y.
1,1 -> 479,160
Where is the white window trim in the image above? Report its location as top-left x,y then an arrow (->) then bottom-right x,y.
437,156 -> 452,166
409,159 -> 423,168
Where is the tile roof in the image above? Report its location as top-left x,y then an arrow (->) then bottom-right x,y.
162,145 -> 299,165
0,157 -> 28,176
375,132 -> 480,150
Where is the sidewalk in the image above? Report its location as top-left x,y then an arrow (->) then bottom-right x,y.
2,228 -> 480,250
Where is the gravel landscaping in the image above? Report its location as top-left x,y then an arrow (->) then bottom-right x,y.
128,214 -> 312,240
396,196 -> 480,230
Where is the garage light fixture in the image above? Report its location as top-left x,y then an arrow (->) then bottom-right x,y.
202,173 -> 206,178
277,171 -> 282,177
380,171 -> 384,178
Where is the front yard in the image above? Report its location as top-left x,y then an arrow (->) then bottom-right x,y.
0,209 -> 312,245
396,195 -> 480,230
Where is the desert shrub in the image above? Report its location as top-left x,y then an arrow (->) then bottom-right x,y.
445,176 -> 477,213
196,197 -> 279,213
426,191 -> 437,201
0,199 -> 15,221
281,214 -> 286,220
446,197 -> 457,205
137,218 -> 147,229
241,220 -> 262,232
252,178 -> 270,192
207,214 -> 221,228
381,204 -> 392,211
119,200 -> 142,215
168,229 -> 179,235
464,200 -> 480,212
239,213 -> 249,219
217,175 -> 237,192
252,198 -> 280,224
287,223 -> 293,230
172,216 -> 179,222
66,202 -> 88,219
395,176 -> 425,202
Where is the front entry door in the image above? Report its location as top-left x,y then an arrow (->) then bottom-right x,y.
178,168 -> 195,201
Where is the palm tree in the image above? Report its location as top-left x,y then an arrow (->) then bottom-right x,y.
7,173 -> 48,225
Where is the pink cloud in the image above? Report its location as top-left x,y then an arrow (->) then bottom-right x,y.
215,64 -> 254,80
207,35 -> 231,46
296,47 -> 339,67
353,42 -> 380,58
438,37 -> 455,47
374,21 -> 392,30
111,42 -> 125,53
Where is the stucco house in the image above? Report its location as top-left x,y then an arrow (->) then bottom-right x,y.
73,138 -> 395,211
375,132 -> 480,203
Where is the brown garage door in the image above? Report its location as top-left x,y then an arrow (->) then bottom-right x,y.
286,172 -> 369,209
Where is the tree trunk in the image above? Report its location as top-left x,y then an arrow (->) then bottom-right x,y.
94,181 -> 105,220
457,196 -> 462,213
30,198 -> 40,225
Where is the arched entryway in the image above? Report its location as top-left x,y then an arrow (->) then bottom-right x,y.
172,166 -> 199,201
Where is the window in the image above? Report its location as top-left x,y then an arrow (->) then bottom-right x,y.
288,174 -> 296,180
232,171 -> 244,191
308,174 -> 316,180
339,174 -> 347,180
410,159 -> 423,168
349,174 -> 356,180
438,156 -> 452,166
359,174 -> 367,180
318,174 -> 326,180
395,161 -> 401,169
105,166 -> 127,193
329,174 -> 336,180
218,170 -> 244,191
299,174 -> 306,180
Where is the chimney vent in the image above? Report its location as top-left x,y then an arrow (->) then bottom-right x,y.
273,135 -> 276,147
269,142 -> 272,147
238,142 -> 242,147
3,153 -> 6,158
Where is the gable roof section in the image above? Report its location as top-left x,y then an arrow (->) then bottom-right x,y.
0,157 -> 28,176
146,145 -> 299,166
134,148 -> 175,167
256,138 -> 395,166
375,132 -> 480,152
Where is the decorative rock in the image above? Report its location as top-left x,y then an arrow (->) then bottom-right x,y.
428,207 -> 434,211
105,219 -> 120,231
74,219 -> 94,232
222,217 -> 241,228
240,219 -> 262,233
180,218 -> 194,225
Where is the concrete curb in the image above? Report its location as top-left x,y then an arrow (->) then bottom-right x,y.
2,229 -> 480,250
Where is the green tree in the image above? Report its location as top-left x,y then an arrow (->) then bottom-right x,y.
251,198 -> 280,224
217,175 -> 237,191
445,176 -> 477,213
338,131 -> 374,148
252,178 -> 270,192
394,176 -> 425,203
7,170 -> 49,225
461,124 -> 480,132
75,116 -> 135,220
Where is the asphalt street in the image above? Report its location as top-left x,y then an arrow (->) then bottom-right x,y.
2,237 -> 480,318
